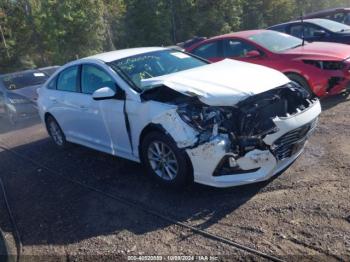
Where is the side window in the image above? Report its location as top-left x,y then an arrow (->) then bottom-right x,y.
47,77 -> 57,90
304,24 -> 323,38
81,65 -> 115,94
333,12 -> 345,23
57,66 -> 79,92
223,39 -> 256,57
192,41 -> 221,59
289,24 -> 304,38
344,13 -> 350,25
270,25 -> 286,33
289,23 -> 323,38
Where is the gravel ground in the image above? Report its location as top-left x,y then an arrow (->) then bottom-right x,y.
0,93 -> 349,261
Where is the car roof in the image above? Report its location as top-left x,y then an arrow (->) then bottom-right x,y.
208,30 -> 267,40
0,69 -> 44,79
38,65 -> 60,70
84,47 -> 168,62
269,18 -> 335,28
304,7 -> 350,18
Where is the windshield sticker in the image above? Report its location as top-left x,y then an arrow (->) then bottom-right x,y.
170,52 -> 190,59
34,72 -> 46,77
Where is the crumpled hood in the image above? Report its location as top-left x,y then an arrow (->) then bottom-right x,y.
141,59 -> 290,106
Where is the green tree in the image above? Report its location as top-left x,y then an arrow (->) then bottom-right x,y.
36,0 -> 106,65
123,0 -> 173,47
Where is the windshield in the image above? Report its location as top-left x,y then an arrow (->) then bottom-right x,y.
108,50 -> 208,91
248,31 -> 303,52
1,71 -> 48,90
312,19 -> 350,32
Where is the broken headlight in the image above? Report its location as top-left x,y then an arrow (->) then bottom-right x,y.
177,104 -> 228,132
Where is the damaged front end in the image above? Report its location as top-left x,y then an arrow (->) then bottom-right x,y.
172,82 -> 321,187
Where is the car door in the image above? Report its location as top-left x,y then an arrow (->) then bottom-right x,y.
288,23 -> 328,42
77,64 -> 132,156
54,65 -> 83,141
222,38 -> 269,65
191,40 -> 224,62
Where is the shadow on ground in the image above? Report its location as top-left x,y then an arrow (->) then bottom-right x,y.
320,91 -> 349,111
0,136 -> 277,248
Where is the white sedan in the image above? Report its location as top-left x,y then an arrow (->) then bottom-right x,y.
37,47 -> 321,188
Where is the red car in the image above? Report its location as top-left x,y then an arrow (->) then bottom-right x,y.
185,30 -> 350,97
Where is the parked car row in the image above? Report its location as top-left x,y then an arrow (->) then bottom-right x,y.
30,11 -> 350,188
185,29 -> 350,97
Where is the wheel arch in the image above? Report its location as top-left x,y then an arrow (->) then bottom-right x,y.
44,112 -> 61,134
138,123 -> 194,179
44,112 -> 55,125
284,71 -> 314,94
284,71 -> 310,85
138,123 -> 169,158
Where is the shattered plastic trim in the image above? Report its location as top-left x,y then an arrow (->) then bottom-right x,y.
263,99 -> 321,145
151,109 -> 199,148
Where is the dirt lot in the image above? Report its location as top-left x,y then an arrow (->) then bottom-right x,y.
0,93 -> 349,261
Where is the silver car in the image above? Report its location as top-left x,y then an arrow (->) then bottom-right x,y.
0,69 -> 48,124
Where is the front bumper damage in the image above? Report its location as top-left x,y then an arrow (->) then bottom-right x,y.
147,83 -> 322,188
185,99 -> 321,187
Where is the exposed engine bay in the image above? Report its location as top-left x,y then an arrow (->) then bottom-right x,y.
143,81 -> 320,182
146,83 -> 314,155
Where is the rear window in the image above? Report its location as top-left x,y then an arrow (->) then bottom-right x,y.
1,71 -> 48,90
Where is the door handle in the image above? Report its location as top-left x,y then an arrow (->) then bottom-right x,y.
49,97 -> 57,103
79,105 -> 88,111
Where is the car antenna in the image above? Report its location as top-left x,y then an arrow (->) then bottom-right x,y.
301,12 -> 305,46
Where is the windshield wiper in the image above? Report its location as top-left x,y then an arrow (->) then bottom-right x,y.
289,43 -> 305,49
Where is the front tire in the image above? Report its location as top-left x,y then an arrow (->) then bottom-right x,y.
140,131 -> 192,187
285,73 -> 314,96
46,116 -> 68,149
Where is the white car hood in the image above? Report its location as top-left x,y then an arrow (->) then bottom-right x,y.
141,59 -> 290,106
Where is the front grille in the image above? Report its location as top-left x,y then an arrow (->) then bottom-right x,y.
272,119 -> 317,161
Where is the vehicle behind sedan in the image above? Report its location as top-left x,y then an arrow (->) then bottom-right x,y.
303,8 -> 350,25
185,30 -> 350,97
268,18 -> 350,44
38,47 -> 321,188
0,69 -> 48,124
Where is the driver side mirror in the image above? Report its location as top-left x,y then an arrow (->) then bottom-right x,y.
92,87 -> 116,100
313,30 -> 326,37
245,50 -> 261,58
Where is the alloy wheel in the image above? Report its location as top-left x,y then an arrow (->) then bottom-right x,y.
147,141 -> 179,181
49,120 -> 64,146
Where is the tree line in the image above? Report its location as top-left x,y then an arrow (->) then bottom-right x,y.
0,0 -> 349,73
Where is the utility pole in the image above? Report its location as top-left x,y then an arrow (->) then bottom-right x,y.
0,24 -> 9,58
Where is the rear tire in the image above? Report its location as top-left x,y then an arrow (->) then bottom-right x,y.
140,131 -> 192,188
46,115 -> 69,149
286,73 -> 314,96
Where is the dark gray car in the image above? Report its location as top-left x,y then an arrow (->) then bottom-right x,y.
0,69 -> 49,124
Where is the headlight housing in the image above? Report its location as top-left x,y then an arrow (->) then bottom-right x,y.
177,104 -> 228,132
303,60 -> 345,70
